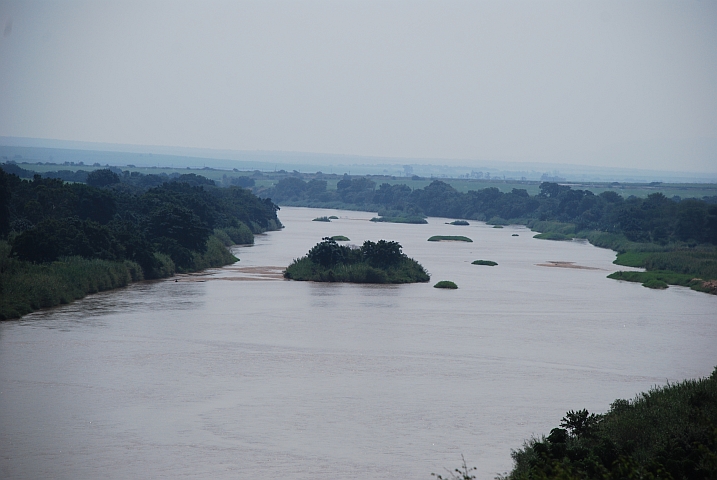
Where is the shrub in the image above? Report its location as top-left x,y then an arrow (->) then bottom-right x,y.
472,260 -> 497,266
428,236 -> 472,242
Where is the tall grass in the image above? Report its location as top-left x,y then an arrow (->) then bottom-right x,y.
0,232 -> 240,320
0,246 -> 143,320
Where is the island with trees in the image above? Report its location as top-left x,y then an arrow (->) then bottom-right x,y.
283,237 -> 429,284
0,167 -> 282,319
261,175 -> 717,294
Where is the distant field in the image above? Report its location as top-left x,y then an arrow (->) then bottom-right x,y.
7,161 -> 717,199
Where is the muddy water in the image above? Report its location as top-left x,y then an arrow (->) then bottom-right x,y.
1,207 -> 716,479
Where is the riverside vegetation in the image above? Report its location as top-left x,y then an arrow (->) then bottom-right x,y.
261,175 -> 717,294
496,367 -> 717,480
0,167 -> 281,319
283,237 -> 429,284
7,163 -> 717,293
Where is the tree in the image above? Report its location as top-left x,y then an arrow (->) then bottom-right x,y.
86,169 -> 120,188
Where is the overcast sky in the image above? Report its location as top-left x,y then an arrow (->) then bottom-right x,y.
1,0 -> 715,172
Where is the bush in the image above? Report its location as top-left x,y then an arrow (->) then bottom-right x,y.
533,232 -> 573,241
472,260 -> 497,266
428,236 -> 472,242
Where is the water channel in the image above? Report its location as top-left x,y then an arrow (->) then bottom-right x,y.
1,206 -> 716,479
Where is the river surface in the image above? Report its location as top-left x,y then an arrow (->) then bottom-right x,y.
1,206 -> 716,479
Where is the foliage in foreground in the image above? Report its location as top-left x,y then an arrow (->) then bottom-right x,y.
283,237 -> 429,284
503,368 -> 717,480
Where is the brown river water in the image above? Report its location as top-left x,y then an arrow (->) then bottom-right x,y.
1,206 -> 716,479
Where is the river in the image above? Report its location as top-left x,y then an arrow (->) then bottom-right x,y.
1,206 -> 716,479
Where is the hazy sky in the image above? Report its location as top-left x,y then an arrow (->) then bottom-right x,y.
1,1 -> 716,172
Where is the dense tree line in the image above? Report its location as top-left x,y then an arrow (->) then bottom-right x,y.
268,176 -> 717,245
0,168 -> 281,276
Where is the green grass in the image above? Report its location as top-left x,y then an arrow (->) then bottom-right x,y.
330,235 -> 350,241
370,216 -> 428,224
0,233 -> 239,320
283,256 -> 429,284
533,232 -> 574,241
472,260 -> 498,266
434,280 -> 458,289
607,270 -> 702,290
427,235 -> 473,242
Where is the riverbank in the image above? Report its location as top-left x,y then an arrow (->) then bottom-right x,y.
528,220 -> 717,294
0,232 -> 245,320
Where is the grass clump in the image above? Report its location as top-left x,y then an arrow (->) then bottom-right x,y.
610,249 -> 717,293
428,236 -> 473,242
533,232 -> 574,241
313,216 -> 331,222
472,260 -> 497,266
284,237 -> 429,284
434,280 -> 458,289
371,216 -> 428,224
330,235 -> 350,241
607,270 -> 702,291
502,368 -> 717,480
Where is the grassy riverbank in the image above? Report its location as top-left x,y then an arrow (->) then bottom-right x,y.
527,220 -> 717,294
0,233 -> 241,320
501,368 -> 717,480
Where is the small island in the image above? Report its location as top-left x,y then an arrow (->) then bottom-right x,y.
472,260 -> 497,266
330,235 -> 350,241
284,237 -> 430,284
328,215 -> 339,219
313,216 -> 331,222
370,216 -> 428,224
427,235 -> 473,242
434,280 -> 458,289
448,220 -> 469,226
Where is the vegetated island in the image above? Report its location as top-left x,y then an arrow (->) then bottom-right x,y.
448,220 -> 469,225
257,173 -> 716,295
330,235 -> 350,241
370,215 -> 428,224
434,280 -> 458,289
0,167 -> 282,320
428,235 -> 473,242
497,367 -> 717,480
313,216 -> 331,222
283,237 -> 429,284
472,260 -> 497,266
328,215 -> 338,219
369,208 -> 427,224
